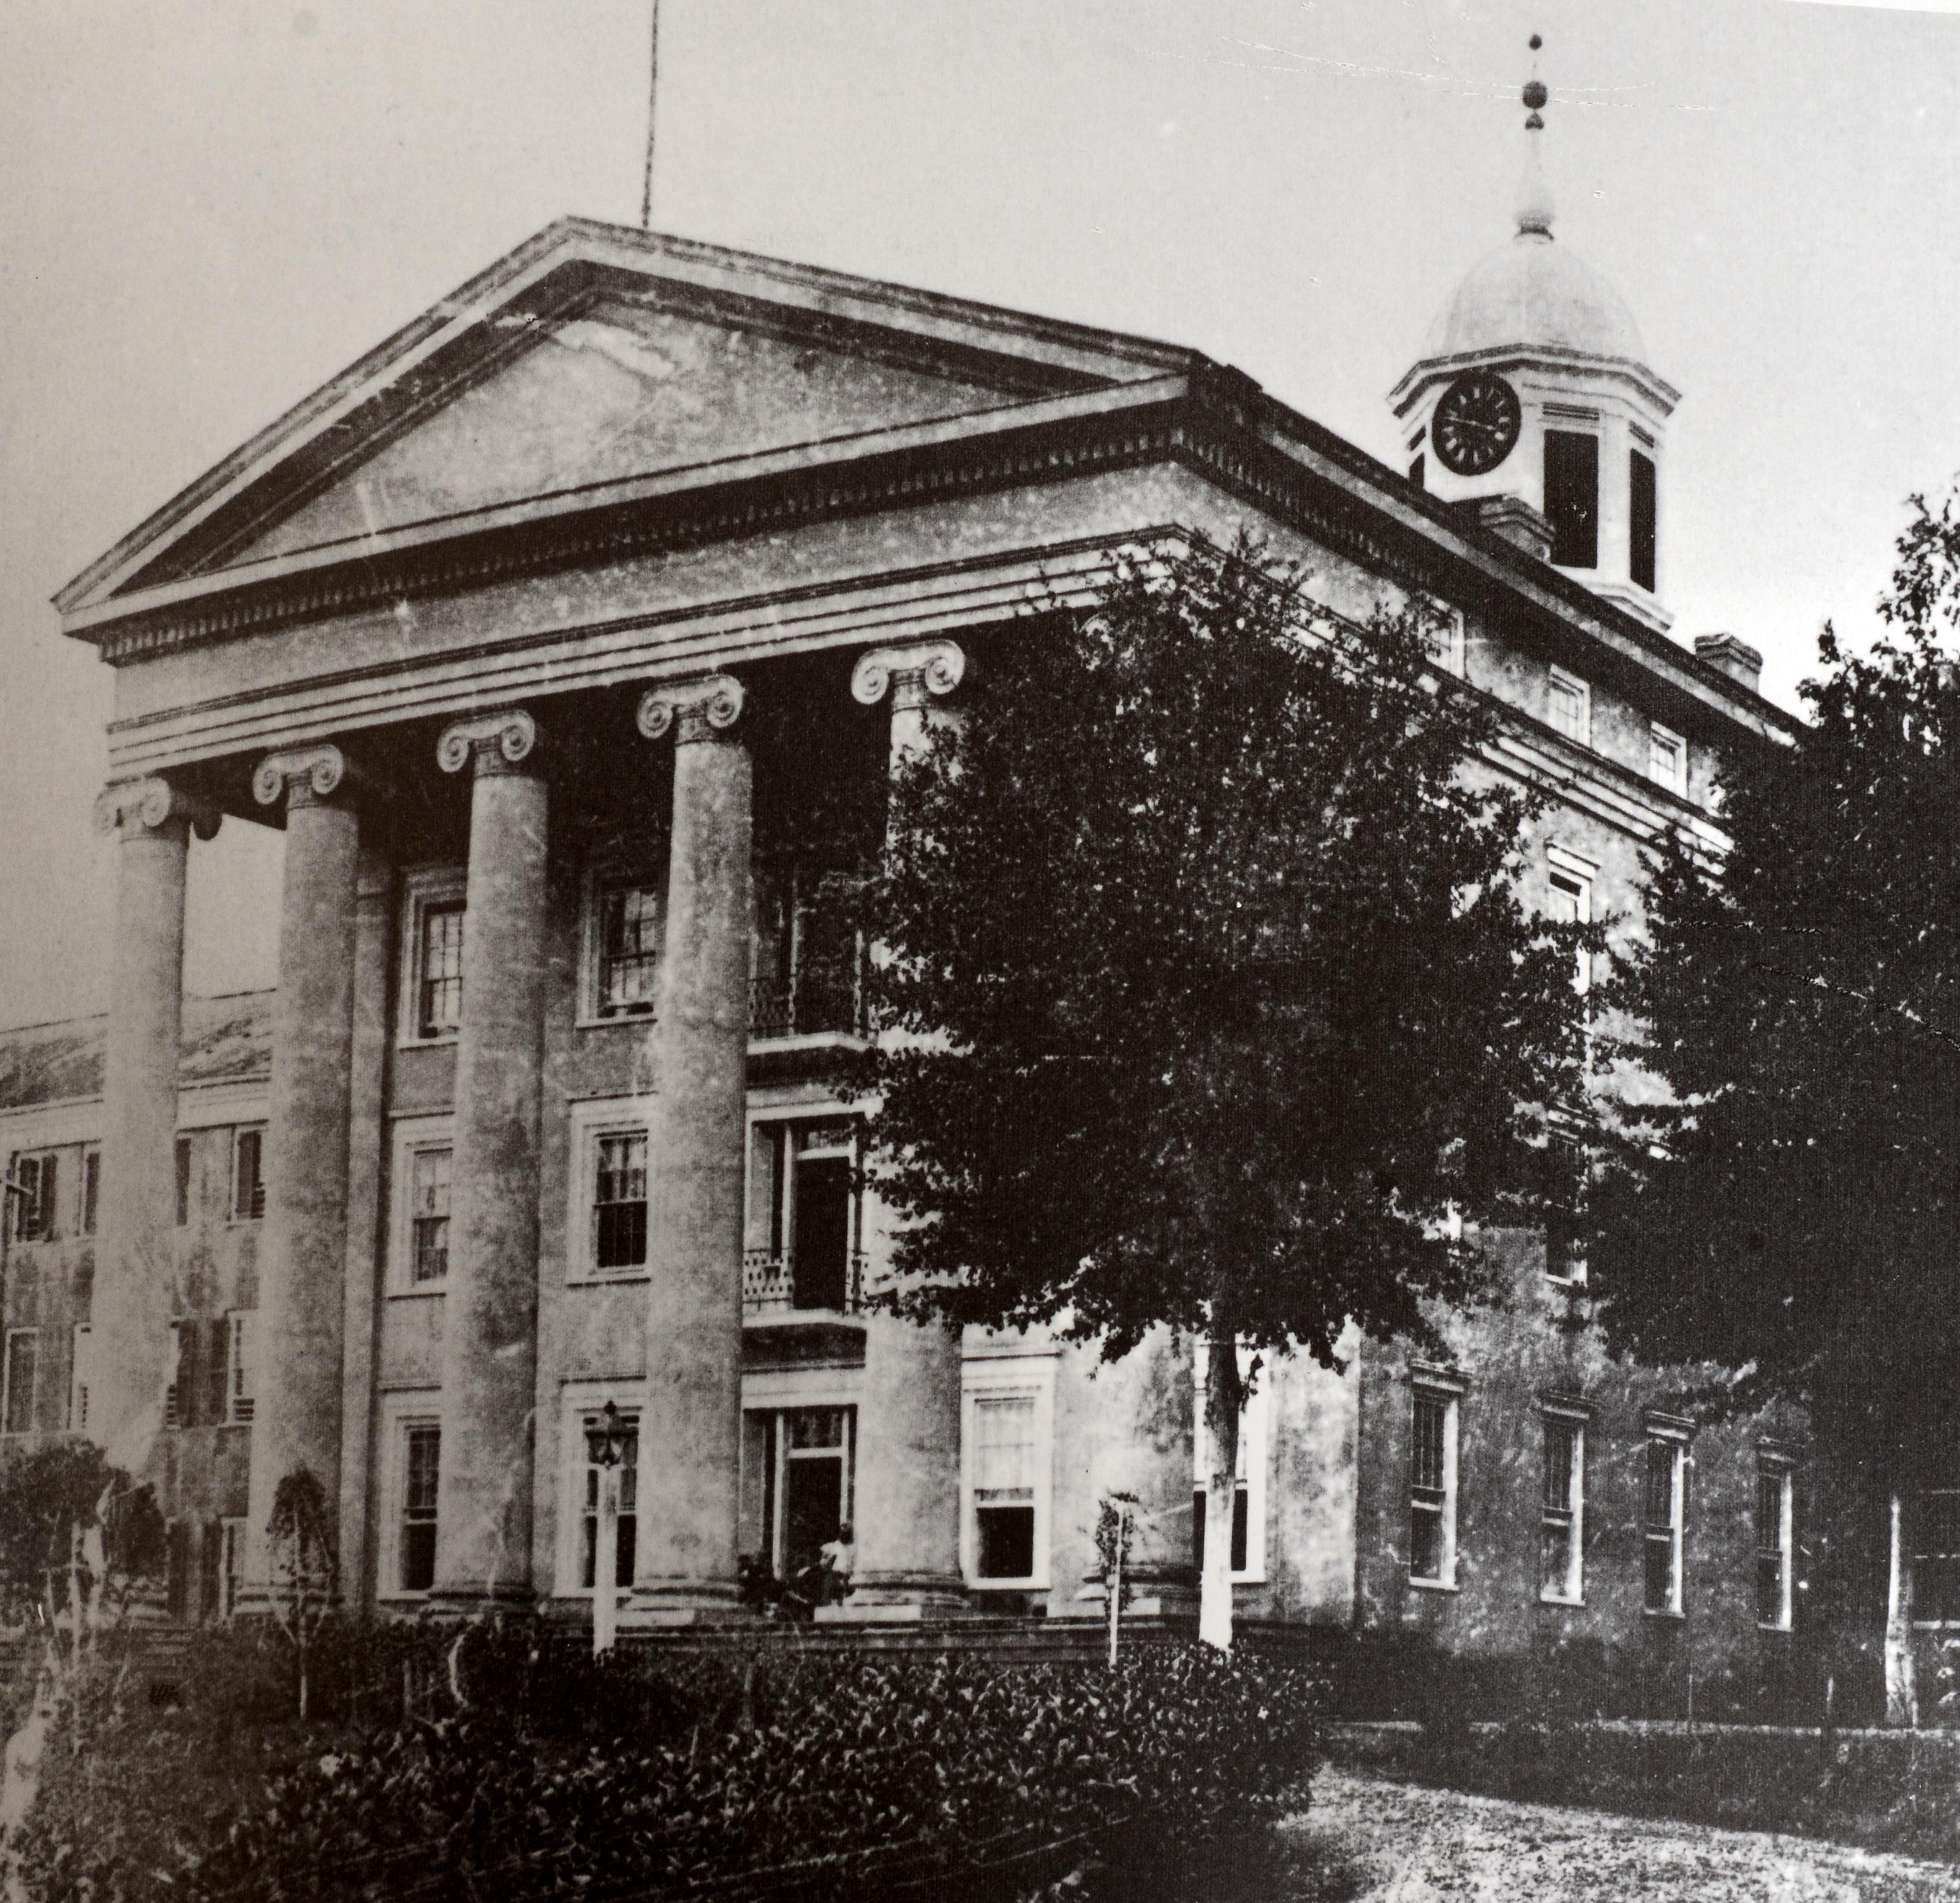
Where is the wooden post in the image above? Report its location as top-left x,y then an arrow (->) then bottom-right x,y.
593,1464 -> 621,1657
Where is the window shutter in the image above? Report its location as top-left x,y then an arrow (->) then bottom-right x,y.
36,1155 -> 56,1240
176,1323 -> 202,1429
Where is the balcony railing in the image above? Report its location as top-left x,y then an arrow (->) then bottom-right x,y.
743,1248 -> 864,1318
749,946 -> 865,1041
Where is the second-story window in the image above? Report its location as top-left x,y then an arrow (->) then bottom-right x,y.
176,1137 -> 193,1227
744,1119 -> 858,1312
597,883 -> 662,1018
9,1153 -> 55,1243
592,1132 -> 649,1273
232,1127 -> 265,1222
1545,850 -> 1594,998
1644,1430 -> 1688,1616
80,1146 -> 99,1236
419,901 -> 466,1039
227,1312 -> 257,1424
410,1148 -> 452,1284
1409,1380 -> 1461,1587
3,1330 -> 38,1436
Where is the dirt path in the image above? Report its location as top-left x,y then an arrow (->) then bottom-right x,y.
1279,1768 -> 1960,1902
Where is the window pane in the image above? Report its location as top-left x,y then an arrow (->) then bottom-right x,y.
973,1396 -> 1035,1496
594,1133 -> 649,1270
412,1148 -> 452,1284
976,1505 -> 1035,1580
1410,1502 -> 1444,1583
420,904 -> 466,1036
1644,1440 -> 1676,1526
600,886 -> 662,1015
402,1426 -> 440,1592
788,1407 -> 845,1451
1412,1394 -> 1447,1494
234,1129 -> 265,1221
1542,1421 -> 1576,1513
1644,1532 -> 1676,1613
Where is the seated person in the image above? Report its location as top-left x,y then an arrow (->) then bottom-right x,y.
816,1522 -> 856,1603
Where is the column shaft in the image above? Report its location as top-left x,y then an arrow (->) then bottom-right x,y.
93,808 -> 193,1474
841,643 -> 970,1619
337,850 -> 395,1611
433,747 -> 550,1604
637,689 -> 751,1613
248,791 -> 360,1575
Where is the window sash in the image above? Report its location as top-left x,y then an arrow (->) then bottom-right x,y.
228,1312 -> 256,1424
972,1396 -> 1037,1499
1643,1439 -> 1684,1613
81,1148 -> 99,1236
1409,1388 -> 1456,1584
410,1147 -> 452,1284
1648,722 -> 1687,795
593,1132 -> 649,1271
1540,1419 -> 1583,1600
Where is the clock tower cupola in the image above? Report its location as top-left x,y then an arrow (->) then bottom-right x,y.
1390,39 -> 1678,632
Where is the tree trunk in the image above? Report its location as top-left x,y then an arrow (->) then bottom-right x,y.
1199,1309 -> 1242,1653
1886,1489 -> 1918,1728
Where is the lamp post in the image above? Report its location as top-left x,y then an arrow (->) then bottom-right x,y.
586,1400 -> 630,1657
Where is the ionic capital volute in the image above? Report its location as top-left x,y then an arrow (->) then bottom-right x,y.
252,743 -> 379,812
637,673 -> 746,746
93,776 -> 222,842
850,640 -> 966,715
436,709 -> 543,777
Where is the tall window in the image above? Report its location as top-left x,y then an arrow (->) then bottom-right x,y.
1545,854 -> 1593,999
597,884 -> 662,1018
971,1394 -> 1039,1581
1544,430 -> 1600,569
744,1119 -> 858,1312
165,1521 -> 191,1623
1630,448 -> 1657,592
579,1412 -> 640,1591
1540,1412 -> 1585,1603
69,1323 -> 92,1433
1545,667 -> 1592,748
401,1424 -> 441,1592
763,1407 -> 855,1583
176,1137 -> 193,1227
1643,1432 -> 1687,1615
410,1148 -> 452,1285
232,1126 -> 265,1222
3,1330 -> 38,1435
418,901 -> 466,1039
1915,1490 -> 1960,1625
1541,1135 -> 1587,1285
592,1132 -> 649,1273
1648,722 -> 1687,797
1757,1458 -> 1794,1629
9,1153 -> 55,1242
1192,1424 -> 1251,1577
218,1518 -> 246,1622
80,1146 -> 99,1236
205,1312 -> 230,1426
225,1312 -> 256,1425
1409,1383 -> 1460,1586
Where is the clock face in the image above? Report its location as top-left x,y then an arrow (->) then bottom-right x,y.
1432,371 -> 1522,477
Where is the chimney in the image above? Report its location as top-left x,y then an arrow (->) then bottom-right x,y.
1457,494 -> 1555,563
1694,634 -> 1763,696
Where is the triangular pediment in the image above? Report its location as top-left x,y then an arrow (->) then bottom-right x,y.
60,221 -> 1197,619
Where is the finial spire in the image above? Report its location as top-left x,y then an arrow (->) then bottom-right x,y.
1516,33 -> 1555,239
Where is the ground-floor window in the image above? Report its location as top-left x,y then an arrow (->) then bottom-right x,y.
961,1361 -> 1054,1591
1190,1342 -> 1269,1581
1643,1425 -> 1689,1616
1409,1375 -> 1461,1588
401,1422 -> 441,1594
1539,1407 -> 1586,1604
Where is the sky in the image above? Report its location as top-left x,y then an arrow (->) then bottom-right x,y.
2,0 -> 1959,1029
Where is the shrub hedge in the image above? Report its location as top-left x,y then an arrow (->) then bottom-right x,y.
13,1628 -> 1322,1903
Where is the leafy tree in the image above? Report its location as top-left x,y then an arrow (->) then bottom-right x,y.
861,531 -> 1592,1646
0,1443 -> 162,1889
1594,490 -> 1960,1723
267,1470 -> 338,1719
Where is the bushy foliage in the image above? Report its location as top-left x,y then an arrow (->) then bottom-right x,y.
0,1442 -> 162,1628
1594,488 -> 1960,1504
15,1632 -> 1320,1903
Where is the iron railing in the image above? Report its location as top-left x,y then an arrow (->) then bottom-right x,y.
742,1247 -> 864,1317
749,945 -> 865,1040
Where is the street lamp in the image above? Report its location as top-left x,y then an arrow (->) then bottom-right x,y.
585,1400 -> 630,1657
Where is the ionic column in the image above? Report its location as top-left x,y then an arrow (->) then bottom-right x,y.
338,847 -> 395,1613
242,745 -> 366,1597
91,778 -> 220,1477
431,710 -> 550,1606
1071,1326 -> 1199,1622
633,674 -> 750,1619
839,640 -> 969,1619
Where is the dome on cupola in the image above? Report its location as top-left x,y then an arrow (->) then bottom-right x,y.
1388,40 -> 1678,635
